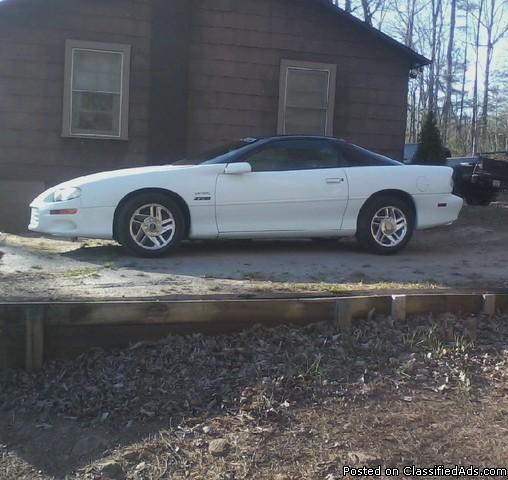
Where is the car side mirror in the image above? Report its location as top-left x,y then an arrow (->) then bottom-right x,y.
224,162 -> 252,175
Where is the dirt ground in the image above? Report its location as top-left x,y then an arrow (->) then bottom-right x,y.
1,312 -> 507,479
1,198 -> 508,301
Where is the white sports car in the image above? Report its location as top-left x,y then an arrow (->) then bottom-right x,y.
29,136 -> 463,256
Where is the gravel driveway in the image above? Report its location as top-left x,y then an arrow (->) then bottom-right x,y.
0,199 -> 507,301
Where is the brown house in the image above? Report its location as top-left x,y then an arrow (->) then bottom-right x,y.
0,0 -> 429,232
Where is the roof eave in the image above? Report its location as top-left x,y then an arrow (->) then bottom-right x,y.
313,0 -> 431,68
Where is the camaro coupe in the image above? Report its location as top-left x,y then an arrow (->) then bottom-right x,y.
29,136 -> 463,256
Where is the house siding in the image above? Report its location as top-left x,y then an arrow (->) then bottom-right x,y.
186,0 -> 411,158
0,0 -> 153,231
148,0 -> 191,164
0,0 -> 152,187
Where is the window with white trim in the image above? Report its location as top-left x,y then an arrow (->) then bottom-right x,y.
62,40 -> 131,140
278,60 -> 337,136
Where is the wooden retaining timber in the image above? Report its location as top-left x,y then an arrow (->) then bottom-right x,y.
0,293 -> 507,371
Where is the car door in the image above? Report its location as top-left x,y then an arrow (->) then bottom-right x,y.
215,138 -> 349,235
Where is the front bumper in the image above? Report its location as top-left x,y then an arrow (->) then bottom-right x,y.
29,200 -> 115,239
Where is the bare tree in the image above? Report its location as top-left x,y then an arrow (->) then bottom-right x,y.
358,0 -> 389,26
471,0 -> 484,153
457,0 -> 471,139
330,0 -> 352,11
404,0 -> 420,49
480,0 -> 508,146
442,0 -> 457,143
326,0 -> 508,155
428,0 -> 443,111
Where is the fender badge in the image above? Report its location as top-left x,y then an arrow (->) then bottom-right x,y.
194,192 -> 211,201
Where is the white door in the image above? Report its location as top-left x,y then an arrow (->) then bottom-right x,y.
215,138 -> 349,235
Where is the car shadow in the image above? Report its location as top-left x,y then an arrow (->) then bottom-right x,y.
56,235 -> 448,289
62,238 -> 364,274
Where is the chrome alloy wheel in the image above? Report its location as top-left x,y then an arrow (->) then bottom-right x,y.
129,203 -> 176,250
370,206 -> 408,247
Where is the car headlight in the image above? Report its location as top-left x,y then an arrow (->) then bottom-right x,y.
53,187 -> 81,202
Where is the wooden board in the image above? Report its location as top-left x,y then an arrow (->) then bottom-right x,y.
405,294 -> 484,316
0,304 -> 27,370
43,298 -> 338,327
1,293 -> 508,371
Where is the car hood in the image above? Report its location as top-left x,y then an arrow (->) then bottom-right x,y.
58,164 -> 193,189
31,164 -> 208,206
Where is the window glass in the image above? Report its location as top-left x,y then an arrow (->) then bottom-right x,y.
71,49 -> 123,137
245,140 -> 340,172
279,61 -> 336,136
339,143 -> 401,167
73,50 -> 122,92
286,68 -> 329,109
285,107 -> 327,136
173,139 -> 260,165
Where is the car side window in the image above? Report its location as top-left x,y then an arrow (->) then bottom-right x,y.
243,140 -> 341,172
338,142 -> 401,167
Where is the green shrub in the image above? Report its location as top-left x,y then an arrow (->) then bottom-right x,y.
413,111 -> 448,165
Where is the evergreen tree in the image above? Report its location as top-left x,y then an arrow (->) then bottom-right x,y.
413,110 -> 448,165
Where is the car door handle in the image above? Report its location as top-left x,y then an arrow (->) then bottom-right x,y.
326,178 -> 344,184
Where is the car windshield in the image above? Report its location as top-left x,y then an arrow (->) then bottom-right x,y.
173,138 -> 259,165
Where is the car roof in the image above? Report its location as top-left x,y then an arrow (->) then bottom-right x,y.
244,135 -> 345,143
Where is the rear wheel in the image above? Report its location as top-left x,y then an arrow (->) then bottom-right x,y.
116,193 -> 185,257
356,195 -> 415,255
465,194 -> 492,206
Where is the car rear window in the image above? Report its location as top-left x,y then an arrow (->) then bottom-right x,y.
339,142 -> 402,167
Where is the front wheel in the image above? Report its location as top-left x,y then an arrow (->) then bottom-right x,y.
356,196 -> 415,255
116,193 -> 185,257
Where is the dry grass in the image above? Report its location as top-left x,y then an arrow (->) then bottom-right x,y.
275,280 -> 443,295
62,267 -> 102,279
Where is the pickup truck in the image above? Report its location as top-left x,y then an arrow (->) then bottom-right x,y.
449,154 -> 507,206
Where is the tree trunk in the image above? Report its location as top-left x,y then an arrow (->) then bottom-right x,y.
361,0 -> 373,25
428,0 -> 442,111
442,0 -> 456,144
480,0 -> 508,150
407,0 -> 416,48
481,40 -> 494,148
471,0 -> 484,154
458,4 -> 469,139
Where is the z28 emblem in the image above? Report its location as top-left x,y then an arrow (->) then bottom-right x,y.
194,192 -> 212,201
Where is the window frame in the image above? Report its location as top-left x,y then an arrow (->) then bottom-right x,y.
62,39 -> 131,141
277,59 -> 337,137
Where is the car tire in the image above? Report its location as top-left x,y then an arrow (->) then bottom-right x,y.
465,195 -> 491,206
116,193 -> 185,257
356,195 -> 415,255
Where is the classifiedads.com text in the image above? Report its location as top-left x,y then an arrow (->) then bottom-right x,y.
343,465 -> 508,477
